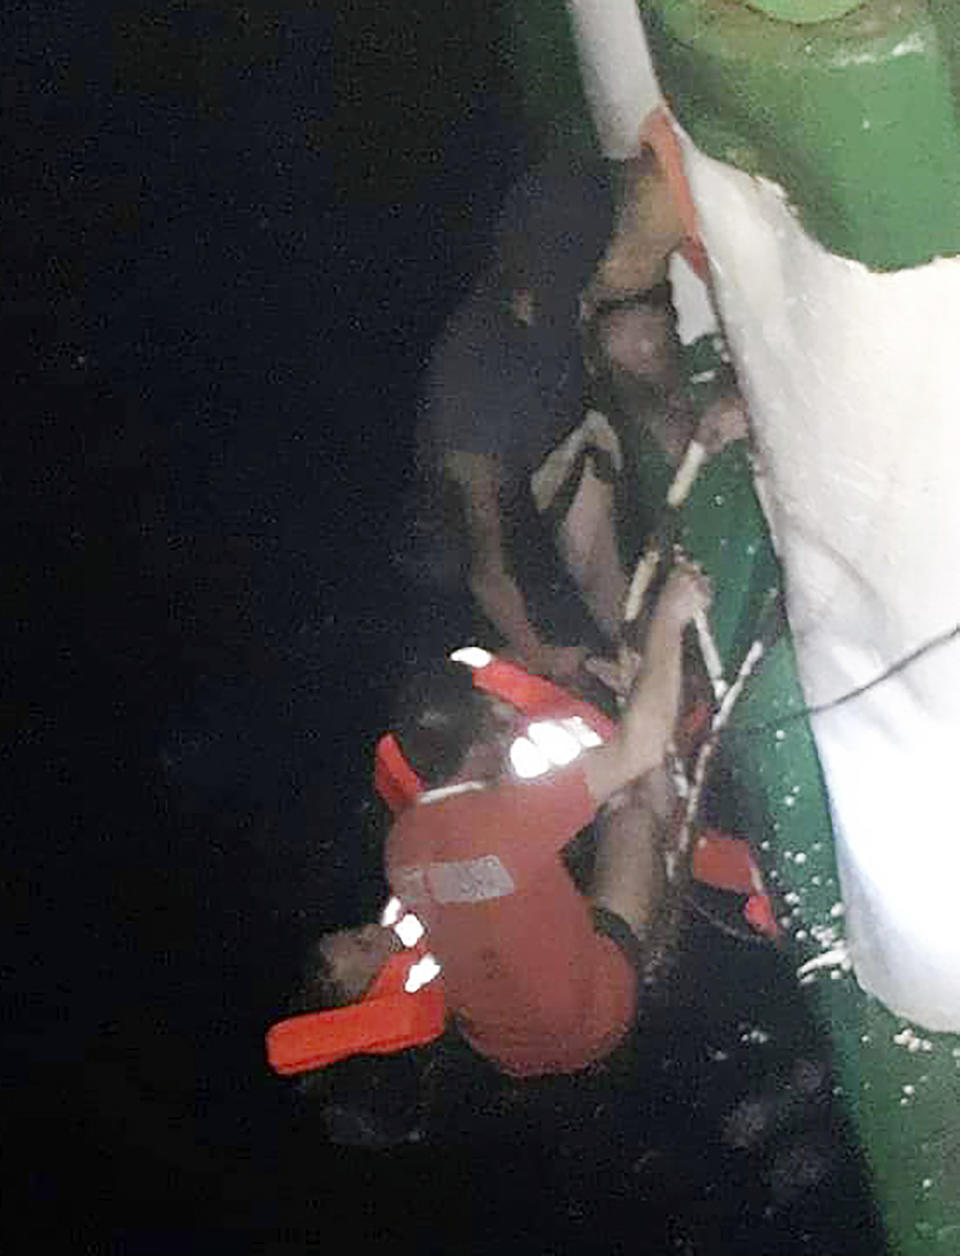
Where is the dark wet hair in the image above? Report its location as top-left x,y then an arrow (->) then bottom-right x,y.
291,939 -> 352,1012
493,155 -> 616,324
392,660 -> 488,788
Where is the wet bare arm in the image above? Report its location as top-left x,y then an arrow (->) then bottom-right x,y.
582,562 -> 710,806
585,150 -> 686,311
444,449 -> 585,679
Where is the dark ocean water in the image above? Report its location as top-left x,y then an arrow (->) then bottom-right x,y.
4,7 -> 884,1250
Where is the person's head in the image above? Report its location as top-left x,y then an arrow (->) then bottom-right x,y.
588,296 -> 682,399
493,156 -> 616,331
296,923 -> 401,1011
391,659 -> 503,789
586,294 -> 696,462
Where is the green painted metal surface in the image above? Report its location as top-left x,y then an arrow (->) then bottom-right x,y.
641,0 -> 960,270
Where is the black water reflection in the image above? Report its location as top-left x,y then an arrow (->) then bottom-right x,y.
4,8 -> 882,1250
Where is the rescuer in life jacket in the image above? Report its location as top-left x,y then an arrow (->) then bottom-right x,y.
281,558 -> 710,1086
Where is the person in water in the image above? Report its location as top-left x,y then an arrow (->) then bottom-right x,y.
303,558 -> 710,1078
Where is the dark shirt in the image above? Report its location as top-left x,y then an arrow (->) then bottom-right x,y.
421,273 -> 586,495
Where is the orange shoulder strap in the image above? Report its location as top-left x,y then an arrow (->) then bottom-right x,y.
266,984 -> 446,1075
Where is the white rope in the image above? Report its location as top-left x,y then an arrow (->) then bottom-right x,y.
667,439 -> 707,509
675,638 -> 765,856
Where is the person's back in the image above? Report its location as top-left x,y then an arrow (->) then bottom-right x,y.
388,764 -> 634,1076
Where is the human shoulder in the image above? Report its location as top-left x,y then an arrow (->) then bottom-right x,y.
428,276 -> 507,379
421,283 -> 517,463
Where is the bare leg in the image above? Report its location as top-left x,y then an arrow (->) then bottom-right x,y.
556,462 -> 628,645
590,768 -> 673,940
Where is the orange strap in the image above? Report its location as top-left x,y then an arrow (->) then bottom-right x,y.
266,984 -> 446,1075
693,828 -> 763,895
374,732 -> 423,816
265,949 -> 446,1076
693,827 -> 780,941
470,656 -> 616,736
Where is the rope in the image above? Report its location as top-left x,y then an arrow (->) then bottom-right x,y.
715,618 -> 960,746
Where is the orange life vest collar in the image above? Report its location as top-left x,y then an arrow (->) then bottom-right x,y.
374,652 -> 615,816
466,654 -> 615,736
265,945 -> 446,1076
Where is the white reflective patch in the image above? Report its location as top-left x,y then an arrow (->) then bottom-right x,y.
405,953 -> 442,993
527,720 -> 581,766
380,896 -> 402,928
427,854 -> 516,904
509,716 -> 603,778
417,781 -> 485,805
449,646 -> 493,669
395,912 -> 425,947
509,736 -> 551,778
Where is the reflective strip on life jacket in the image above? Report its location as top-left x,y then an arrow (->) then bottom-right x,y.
508,716 -> 605,779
